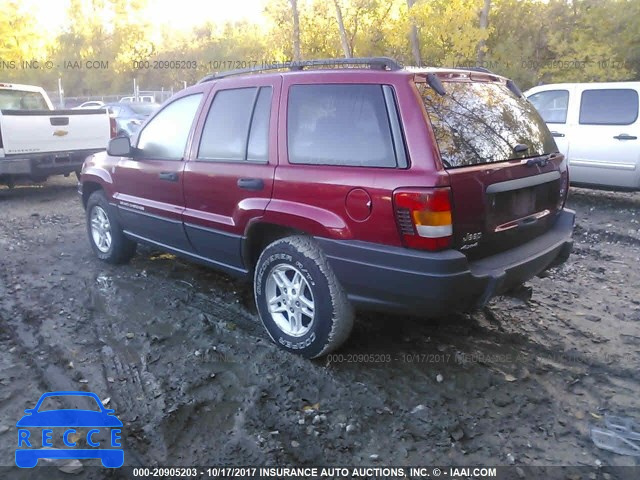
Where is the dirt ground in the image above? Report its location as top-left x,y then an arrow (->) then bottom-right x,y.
0,176 -> 638,479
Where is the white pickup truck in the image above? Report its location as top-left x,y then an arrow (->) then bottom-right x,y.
0,82 -> 114,187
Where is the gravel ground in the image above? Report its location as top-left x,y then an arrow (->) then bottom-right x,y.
0,177 -> 638,479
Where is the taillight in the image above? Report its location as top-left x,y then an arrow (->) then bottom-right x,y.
109,117 -> 117,138
393,187 -> 453,251
557,169 -> 568,209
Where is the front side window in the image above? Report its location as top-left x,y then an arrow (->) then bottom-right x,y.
287,84 -> 397,167
136,94 -> 203,160
528,90 -> 569,124
579,89 -> 639,125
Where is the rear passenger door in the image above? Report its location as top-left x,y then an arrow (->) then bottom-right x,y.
568,87 -> 640,188
182,77 -> 281,274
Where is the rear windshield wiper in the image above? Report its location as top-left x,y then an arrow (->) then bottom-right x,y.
513,143 -> 529,153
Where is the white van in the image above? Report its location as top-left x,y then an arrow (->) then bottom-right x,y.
525,82 -> 640,190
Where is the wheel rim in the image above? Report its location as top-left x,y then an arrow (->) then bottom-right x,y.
90,205 -> 112,253
265,264 -> 315,337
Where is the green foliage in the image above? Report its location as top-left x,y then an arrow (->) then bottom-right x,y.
1,0 -> 638,96
0,1 -> 46,83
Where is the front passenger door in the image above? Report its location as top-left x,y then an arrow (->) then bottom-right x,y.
112,92 -> 204,251
527,88 -> 571,158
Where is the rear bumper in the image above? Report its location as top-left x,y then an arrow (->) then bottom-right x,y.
316,208 -> 575,316
0,149 -> 103,177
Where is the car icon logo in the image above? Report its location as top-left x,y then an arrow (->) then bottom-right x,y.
15,391 -> 124,468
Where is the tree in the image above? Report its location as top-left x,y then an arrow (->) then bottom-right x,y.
477,0 -> 491,64
0,1 -> 47,84
290,0 -> 301,61
334,0 -> 352,58
409,0 -> 490,67
407,0 -> 421,65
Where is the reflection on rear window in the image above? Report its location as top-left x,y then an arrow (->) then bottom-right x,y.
418,81 -> 557,169
0,90 -> 49,110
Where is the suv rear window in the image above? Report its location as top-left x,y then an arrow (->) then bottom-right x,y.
287,84 -> 399,167
418,81 -> 556,169
579,89 -> 639,125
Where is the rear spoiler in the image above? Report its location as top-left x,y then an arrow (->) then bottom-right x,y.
414,70 -> 526,98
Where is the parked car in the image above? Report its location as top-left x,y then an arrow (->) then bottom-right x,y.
73,100 -> 105,109
0,82 -> 114,187
526,82 -> 640,190
79,57 -> 574,358
104,102 -> 159,137
119,95 -> 155,103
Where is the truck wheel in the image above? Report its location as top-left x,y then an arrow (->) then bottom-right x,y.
86,190 -> 136,264
254,235 -> 354,358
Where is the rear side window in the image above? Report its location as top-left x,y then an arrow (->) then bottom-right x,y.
287,84 -> 399,167
418,81 -> 557,169
136,93 -> 202,160
198,86 -> 272,162
528,90 -> 569,124
247,88 -> 271,162
579,89 -> 639,125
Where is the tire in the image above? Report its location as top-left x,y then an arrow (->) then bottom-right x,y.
86,190 -> 136,264
254,235 -> 354,358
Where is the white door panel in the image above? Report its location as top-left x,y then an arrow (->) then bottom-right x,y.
568,87 -> 640,188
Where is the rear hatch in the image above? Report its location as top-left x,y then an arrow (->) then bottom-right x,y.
415,71 -> 568,259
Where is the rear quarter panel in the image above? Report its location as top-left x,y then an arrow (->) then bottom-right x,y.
266,71 -> 448,245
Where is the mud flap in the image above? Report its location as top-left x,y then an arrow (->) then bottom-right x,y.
474,271 -> 506,309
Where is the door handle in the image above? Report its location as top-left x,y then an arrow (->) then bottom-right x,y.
550,131 -> 565,138
158,172 -> 178,182
237,178 -> 264,190
613,134 -> 637,140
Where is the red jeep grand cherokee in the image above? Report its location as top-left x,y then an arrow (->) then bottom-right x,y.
79,58 -> 574,358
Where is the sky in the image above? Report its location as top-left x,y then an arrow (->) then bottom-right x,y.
20,0 -> 268,33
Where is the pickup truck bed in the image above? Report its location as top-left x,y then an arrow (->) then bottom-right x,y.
0,91 -> 112,186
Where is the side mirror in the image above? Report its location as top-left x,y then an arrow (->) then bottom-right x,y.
107,136 -> 133,157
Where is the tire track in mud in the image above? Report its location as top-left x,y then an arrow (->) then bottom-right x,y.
1,179 -> 639,472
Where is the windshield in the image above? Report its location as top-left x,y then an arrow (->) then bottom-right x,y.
0,89 -> 50,110
417,80 -> 557,169
129,103 -> 159,115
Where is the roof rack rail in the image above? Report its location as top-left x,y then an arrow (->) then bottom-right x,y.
198,57 -> 403,83
451,66 -> 495,74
